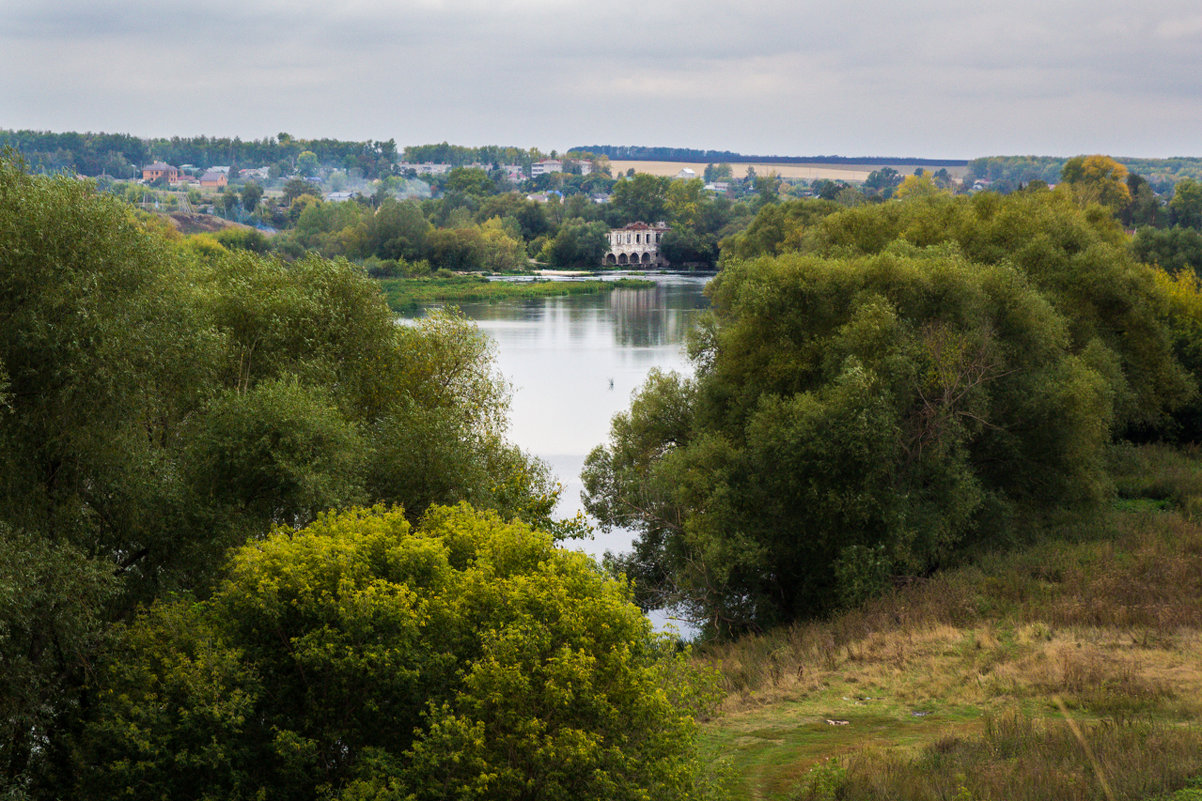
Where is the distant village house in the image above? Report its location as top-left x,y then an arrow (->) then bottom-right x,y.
532,158 -> 592,177
142,162 -> 181,183
604,221 -> 669,267
397,162 -> 453,176
200,170 -> 228,189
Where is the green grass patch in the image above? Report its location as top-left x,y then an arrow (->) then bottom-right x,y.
701,700 -> 986,800
375,275 -> 654,311
1155,776 -> 1202,801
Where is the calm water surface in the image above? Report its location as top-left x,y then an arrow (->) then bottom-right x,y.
405,273 -> 712,560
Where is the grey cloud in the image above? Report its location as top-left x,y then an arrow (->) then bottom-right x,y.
3,0 -> 1202,156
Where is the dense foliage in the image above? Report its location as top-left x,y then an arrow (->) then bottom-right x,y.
967,154 -> 1202,193
77,505 -> 714,801
207,171 -> 750,271
3,159 -> 662,797
402,142 -> 550,169
584,190 -> 1195,637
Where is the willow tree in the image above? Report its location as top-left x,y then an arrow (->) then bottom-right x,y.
586,192 -> 1189,637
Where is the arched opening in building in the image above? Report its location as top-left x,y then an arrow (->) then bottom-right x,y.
605,253 -> 617,265
641,252 -> 652,264
618,253 -> 628,265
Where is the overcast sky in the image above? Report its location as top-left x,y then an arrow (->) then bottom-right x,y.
3,0 -> 1201,159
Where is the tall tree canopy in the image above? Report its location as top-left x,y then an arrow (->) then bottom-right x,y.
77,505 -> 715,801
0,158 -> 564,794
1060,154 -> 1131,212
585,191 -> 1193,638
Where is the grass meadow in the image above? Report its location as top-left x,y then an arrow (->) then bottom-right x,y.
696,444 -> 1202,801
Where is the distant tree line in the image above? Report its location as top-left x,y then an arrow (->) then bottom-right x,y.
0,130 -> 149,177
967,155 -> 1202,194
0,129 -> 399,179
401,142 -> 549,168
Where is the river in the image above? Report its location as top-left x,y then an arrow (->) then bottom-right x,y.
404,272 -> 712,629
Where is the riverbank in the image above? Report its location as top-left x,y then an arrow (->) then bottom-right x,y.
375,275 -> 654,312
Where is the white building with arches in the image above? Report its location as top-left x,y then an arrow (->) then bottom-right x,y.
604,221 -> 670,267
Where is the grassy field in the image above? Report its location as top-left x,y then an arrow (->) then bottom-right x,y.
375,275 -> 653,312
696,444 -> 1202,801
608,160 -> 972,183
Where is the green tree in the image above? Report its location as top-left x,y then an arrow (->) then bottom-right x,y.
1060,154 -> 1131,212
610,173 -> 670,224
219,190 -> 240,218
477,217 -> 528,271
363,198 -> 431,261
539,218 -> 609,268
0,159 -> 219,599
753,172 -> 781,208
1,525 -> 116,791
79,505 -> 714,801
1170,178 -> 1202,229
184,378 -> 369,536
703,163 -> 733,182
426,225 -> 488,270
0,160 -> 221,791
281,176 -> 313,204
894,172 -> 944,199
1134,226 -> 1202,275
296,150 -> 319,177
240,181 -> 263,213
1121,172 -> 1161,228
585,246 -> 1114,636
588,191 -> 1197,636
834,185 -> 867,207
784,192 -> 1193,434
719,198 -> 841,262
1152,267 -> 1202,439
813,179 -> 845,201
666,178 -> 707,230
660,226 -> 718,266
444,166 -> 495,197
863,167 -> 902,198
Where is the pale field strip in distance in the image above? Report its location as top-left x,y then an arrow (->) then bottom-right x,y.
608,160 -> 971,183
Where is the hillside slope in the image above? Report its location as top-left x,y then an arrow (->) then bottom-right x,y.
696,444 -> 1202,801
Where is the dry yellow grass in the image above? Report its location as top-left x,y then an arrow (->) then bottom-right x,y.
708,619 -> 1202,722
696,480 -> 1202,799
